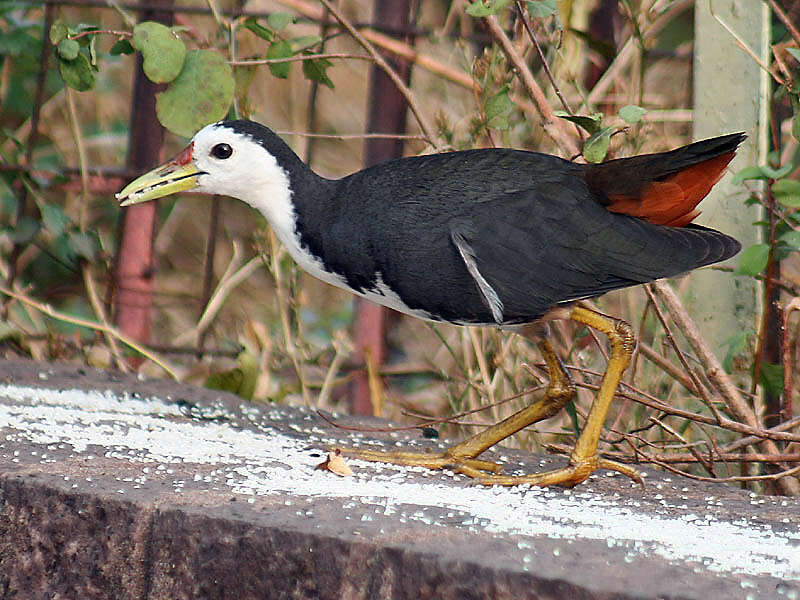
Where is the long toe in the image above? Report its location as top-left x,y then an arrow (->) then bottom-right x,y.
333,446 -> 504,475
474,458 -> 644,488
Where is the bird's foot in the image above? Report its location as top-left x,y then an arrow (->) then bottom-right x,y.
333,446 -> 504,475
332,446 -> 644,489
471,456 -> 644,488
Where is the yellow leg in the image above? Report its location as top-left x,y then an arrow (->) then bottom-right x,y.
336,306 -> 642,488
335,332 -> 576,477
476,305 -> 643,487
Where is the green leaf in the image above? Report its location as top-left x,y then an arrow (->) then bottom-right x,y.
57,38 -> 79,61
109,39 -> 135,55
787,47 -> 800,63
778,195 -> 800,208
302,57 -> 333,88
758,361 -> 784,399
132,21 -> 186,84
466,0 -> 511,17
554,110 -> 603,135
0,320 -> 22,344
485,84 -> 515,130
772,179 -> 800,193
732,165 -> 766,184
526,0 -> 557,18
234,64 -> 257,109
204,350 -> 259,400
290,35 -> 323,51
72,24 -> 99,48
760,163 -> 794,180
793,112 -> 800,144
779,230 -> 800,251
564,399 -> 580,435
267,12 -> 294,31
618,104 -> 647,125
735,243 -> 770,276
243,17 -> 274,42
9,217 -> 40,243
568,28 -> 616,61
49,20 -> 69,45
156,49 -> 234,138
88,35 -> 98,66
67,231 -> 97,260
266,40 -> 292,79
59,52 -> 96,91
583,126 -> 613,163
40,203 -> 69,236
772,178 -> 800,207
0,28 -> 38,56
721,329 -> 753,373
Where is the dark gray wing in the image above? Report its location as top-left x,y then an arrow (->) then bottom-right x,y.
457,179 -> 739,324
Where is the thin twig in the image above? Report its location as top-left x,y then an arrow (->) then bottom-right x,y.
175,248 -> 263,346
547,442 -> 800,465
566,368 -> 800,444
650,281 -> 751,423
649,416 -> 716,477
317,332 -> 350,407
318,383 -> 546,434
0,285 -> 178,378
767,0 -> 800,47
266,232 -> 309,405
582,0 -> 692,110
781,297 -> 800,419
317,0 -> 440,149
638,342 -> 698,394
68,28 -> 131,40
229,52 -> 370,65
65,89 -> 128,371
514,1 -> 579,125
649,456 -> 800,484
644,284 -> 723,422
710,1 -> 785,85
274,130 -> 427,141
484,14 -> 579,156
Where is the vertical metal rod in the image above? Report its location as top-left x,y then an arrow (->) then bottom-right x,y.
350,0 -> 414,416
113,0 -> 174,352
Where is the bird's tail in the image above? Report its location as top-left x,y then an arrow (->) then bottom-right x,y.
579,133 -> 746,227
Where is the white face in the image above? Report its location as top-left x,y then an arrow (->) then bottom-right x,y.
187,122 -> 298,252
190,123 -> 291,213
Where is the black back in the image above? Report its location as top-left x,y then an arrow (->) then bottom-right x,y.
292,149 -> 739,324
222,121 -> 740,325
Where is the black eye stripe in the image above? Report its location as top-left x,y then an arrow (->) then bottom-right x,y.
211,143 -> 233,159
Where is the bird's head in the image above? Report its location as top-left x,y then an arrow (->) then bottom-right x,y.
116,120 -> 293,211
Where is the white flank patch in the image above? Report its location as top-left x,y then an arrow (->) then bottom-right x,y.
0,383 -> 798,584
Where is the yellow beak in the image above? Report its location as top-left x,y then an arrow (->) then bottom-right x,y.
116,144 -> 202,206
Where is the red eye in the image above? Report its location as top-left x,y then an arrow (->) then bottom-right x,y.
211,143 -> 232,159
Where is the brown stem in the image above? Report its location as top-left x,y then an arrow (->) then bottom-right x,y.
317,0 -> 440,148
644,284 -> 724,422
484,15 -> 580,156
650,280 -> 800,495
782,298 -> 800,420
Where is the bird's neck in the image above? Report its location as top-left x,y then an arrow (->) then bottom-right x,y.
236,138 -> 335,261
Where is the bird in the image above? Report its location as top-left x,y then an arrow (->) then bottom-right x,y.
117,120 -> 743,488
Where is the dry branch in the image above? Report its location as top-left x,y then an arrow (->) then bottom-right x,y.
582,0 -> 692,110
316,0 -> 441,149
650,281 -> 800,495
484,15 -> 580,156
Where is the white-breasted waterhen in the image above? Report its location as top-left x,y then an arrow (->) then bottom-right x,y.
117,120 -> 743,488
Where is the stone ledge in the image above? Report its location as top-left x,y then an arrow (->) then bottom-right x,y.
0,359 -> 796,599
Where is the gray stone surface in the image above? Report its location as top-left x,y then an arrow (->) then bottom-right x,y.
0,359 -> 797,599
